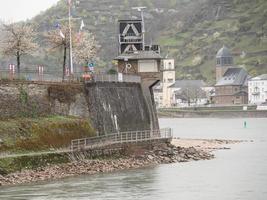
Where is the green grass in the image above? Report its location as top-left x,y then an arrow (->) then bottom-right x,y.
0,116 -> 95,153
0,153 -> 70,174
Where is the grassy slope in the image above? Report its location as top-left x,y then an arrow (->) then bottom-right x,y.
0,116 -> 95,153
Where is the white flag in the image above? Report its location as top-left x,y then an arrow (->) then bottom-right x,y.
80,20 -> 85,31
59,30 -> 65,39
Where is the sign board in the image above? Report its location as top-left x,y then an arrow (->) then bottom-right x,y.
118,20 -> 143,54
88,63 -> 95,72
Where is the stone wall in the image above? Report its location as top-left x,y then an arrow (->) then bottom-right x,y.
0,81 -> 156,135
84,82 -> 151,134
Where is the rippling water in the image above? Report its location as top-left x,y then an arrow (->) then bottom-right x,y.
1,118 -> 267,200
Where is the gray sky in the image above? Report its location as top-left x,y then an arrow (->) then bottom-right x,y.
0,0 -> 60,22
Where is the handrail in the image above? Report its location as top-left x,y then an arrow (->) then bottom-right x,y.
70,128 -> 173,151
0,70 -> 141,83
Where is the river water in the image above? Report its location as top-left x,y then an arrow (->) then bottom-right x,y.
1,118 -> 267,200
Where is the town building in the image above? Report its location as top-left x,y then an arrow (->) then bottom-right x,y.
248,74 -> 267,105
214,46 -> 249,105
154,79 -> 213,108
153,58 -> 175,108
169,80 -> 211,107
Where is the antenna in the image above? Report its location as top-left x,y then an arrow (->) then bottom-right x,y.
132,7 -> 146,51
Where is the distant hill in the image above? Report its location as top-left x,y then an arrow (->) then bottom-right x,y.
1,0 -> 267,83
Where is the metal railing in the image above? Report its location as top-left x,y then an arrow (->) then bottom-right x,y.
0,70 -> 141,83
71,128 -> 173,151
90,74 -> 141,83
0,70 -> 82,82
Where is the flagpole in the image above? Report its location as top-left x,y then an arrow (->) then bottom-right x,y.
68,0 -> 74,75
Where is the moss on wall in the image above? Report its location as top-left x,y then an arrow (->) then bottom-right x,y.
48,84 -> 83,103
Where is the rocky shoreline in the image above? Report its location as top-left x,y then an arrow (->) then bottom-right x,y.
0,139 -> 237,186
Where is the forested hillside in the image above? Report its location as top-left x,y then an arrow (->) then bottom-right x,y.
1,0 -> 266,83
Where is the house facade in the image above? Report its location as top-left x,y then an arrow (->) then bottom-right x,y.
248,74 -> 267,105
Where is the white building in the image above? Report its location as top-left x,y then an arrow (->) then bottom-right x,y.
162,59 -> 175,107
248,74 -> 267,105
153,59 -> 175,108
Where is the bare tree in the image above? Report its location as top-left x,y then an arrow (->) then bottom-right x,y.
0,22 -> 38,74
180,85 -> 206,106
73,32 -> 99,65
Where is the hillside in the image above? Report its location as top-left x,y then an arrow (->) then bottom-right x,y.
158,0 -> 267,83
1,0 -> 267,83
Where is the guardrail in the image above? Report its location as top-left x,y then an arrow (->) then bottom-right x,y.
0,70 -> 82,82
0,70 -> 141,83
90,74 -> 141,83
71,128 -> 173,151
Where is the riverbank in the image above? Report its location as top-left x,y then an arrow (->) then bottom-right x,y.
158,110 -> 267,118
0,138 -> 240,186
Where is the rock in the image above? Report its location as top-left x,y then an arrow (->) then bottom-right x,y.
187,147 -> 198,154
167,149 -> 175,156
147,155 -> 154,160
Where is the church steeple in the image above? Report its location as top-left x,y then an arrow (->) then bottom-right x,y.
216,45 -> 234,82
216,45 -> 233,67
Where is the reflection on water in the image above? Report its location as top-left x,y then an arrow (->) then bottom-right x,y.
1,118 -> 267,200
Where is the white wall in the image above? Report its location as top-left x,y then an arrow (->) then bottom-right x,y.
138,60 -> 158,72
162,59 -> 175,107
248,79 -> 267,105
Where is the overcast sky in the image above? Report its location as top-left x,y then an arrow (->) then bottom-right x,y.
0,0 -> 60,22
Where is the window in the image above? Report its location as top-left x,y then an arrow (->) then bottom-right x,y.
168,62 -> 172,69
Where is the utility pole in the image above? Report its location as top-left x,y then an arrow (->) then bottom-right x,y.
58,1 -> 80,75
132,7 -> 146,50
68,0 -> 74,74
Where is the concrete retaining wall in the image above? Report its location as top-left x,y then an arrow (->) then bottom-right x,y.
0,81 -> 157,135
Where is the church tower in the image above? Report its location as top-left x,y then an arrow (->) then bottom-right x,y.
216,45 -> 234,82
162,59 -> 175,107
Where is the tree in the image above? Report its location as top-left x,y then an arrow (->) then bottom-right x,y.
73,32 -> 99,65
0,22 -> 38,74
44,24 -> 70,80
179,85 -> 206,106
45,24 -> 99,80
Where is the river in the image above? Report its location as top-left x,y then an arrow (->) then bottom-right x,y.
1,118 -> 267,200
